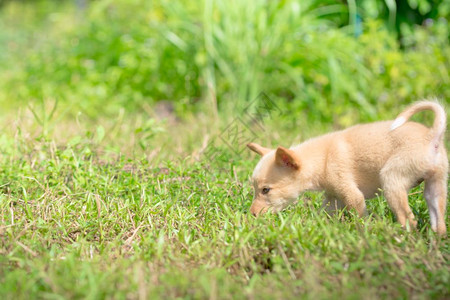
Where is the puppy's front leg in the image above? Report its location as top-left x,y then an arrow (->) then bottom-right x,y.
332,184 -> 367,217
340,189 -> 367,217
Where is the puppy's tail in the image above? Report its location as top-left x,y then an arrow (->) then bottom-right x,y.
390,100 -> 447,143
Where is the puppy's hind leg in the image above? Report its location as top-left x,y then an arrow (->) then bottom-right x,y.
381,175 -> 417,230
380,158 -> 419,230
424,173 -> 447,235
383,187 -> 417,230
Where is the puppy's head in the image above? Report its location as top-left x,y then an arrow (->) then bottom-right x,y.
247,142 -> 301,216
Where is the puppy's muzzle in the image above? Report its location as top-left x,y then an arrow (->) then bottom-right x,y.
250,201 -> 268,216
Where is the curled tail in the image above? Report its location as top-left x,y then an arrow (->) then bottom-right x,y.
390,100 -> 447,143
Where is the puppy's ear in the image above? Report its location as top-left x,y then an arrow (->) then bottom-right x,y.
247,143 -> 271,156
275,146 -> 300,170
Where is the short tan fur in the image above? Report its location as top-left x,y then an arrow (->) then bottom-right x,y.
247,101 -> 448,235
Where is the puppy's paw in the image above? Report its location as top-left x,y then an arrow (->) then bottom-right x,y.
402,219 -> 417,232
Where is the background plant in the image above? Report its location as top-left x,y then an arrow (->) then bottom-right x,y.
0,0 -> 448,123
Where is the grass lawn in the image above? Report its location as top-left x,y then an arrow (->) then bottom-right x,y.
0,0 -> 449,298
0,110 -> 448,299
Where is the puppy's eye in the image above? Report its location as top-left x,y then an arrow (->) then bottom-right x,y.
262,187 -> 271,195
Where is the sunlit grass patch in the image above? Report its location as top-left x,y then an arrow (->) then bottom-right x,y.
0,113 -> 448,298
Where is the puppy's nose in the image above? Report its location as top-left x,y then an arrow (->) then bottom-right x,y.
250,203 -> 263,216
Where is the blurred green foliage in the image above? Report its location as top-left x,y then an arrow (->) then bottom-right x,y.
0,0 -> 449,124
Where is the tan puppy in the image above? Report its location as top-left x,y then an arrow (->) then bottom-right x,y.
247,101 -> 448,235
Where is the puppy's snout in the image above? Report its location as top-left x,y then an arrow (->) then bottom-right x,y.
250,200 -> 267,216
250,205 -> 258,216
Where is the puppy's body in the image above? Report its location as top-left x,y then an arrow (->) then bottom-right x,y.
248,101 -> 448,235
300,121 -> 435,199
